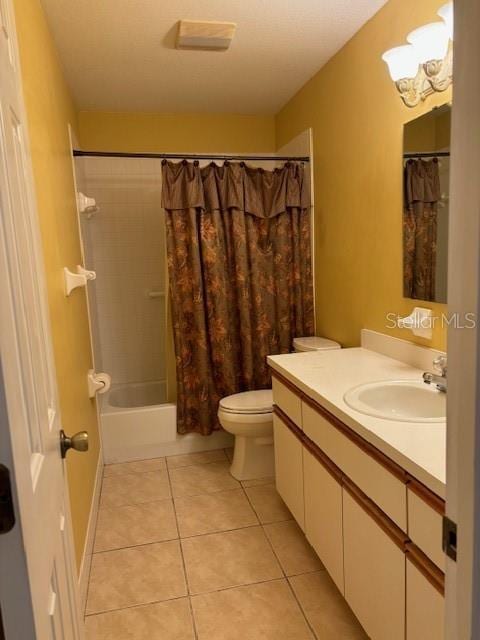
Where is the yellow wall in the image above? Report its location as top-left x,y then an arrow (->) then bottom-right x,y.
78,111 -> 276,153
14,0 -> 101,570
276,0 -> 451,350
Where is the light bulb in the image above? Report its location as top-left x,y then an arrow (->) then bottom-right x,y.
382,45 -> 420,81
437,2 -> 454,40
407,22 -> 450,63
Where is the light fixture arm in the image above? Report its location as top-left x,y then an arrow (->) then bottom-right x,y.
395,41 -> 452,108
382,3 -> 453,108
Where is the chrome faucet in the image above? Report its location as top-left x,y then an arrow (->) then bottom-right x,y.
423,355 -> 447,393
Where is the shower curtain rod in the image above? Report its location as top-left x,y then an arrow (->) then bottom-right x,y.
72,149 -> 310,162
403,151 -> 450,158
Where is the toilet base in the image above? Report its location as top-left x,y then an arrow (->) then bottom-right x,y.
229,434 -> 275,481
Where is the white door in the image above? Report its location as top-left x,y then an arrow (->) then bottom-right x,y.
0,0 -> 83,638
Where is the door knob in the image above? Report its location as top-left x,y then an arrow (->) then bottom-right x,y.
60,430 -> 89,458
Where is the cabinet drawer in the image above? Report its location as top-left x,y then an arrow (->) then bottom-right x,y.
272,376 -> 302,428
303,401 -> 407,530
343,489 -> 405,640
304,448 -> 344,593
408,486 -> 445,570
273,413 -> 304,528
406,556 -> 444,640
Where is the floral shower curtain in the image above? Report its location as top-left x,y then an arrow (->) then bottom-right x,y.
403,158 -> 441,301
161,160 -> 314,435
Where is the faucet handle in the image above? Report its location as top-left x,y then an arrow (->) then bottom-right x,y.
433,355 -> 447,375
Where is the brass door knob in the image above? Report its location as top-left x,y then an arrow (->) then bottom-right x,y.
60,430 -> 89,458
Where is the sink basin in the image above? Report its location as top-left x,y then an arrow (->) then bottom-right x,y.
343,380 -> 446,423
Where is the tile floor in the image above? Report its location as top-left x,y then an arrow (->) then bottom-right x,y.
85,448 -> 367,639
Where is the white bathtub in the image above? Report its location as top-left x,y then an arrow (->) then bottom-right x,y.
100,381 -> 233,463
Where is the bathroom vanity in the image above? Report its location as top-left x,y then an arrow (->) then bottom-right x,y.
268,343 -> 446,640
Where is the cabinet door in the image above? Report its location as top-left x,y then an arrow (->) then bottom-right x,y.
407,488 -> 445,570
273,413 -> 304,529
343,490 -> 405,640
406,560 -> 444,640
304,449 -> 344,593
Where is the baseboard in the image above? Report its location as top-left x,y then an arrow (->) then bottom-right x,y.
78,450 -> 103,614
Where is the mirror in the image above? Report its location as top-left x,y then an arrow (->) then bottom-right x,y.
403,105 -> 451,303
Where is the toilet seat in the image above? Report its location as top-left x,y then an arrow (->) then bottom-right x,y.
219,389 -> 273,415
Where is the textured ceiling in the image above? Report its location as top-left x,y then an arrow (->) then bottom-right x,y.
40,0 -> 387,114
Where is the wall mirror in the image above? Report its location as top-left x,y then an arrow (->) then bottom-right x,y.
403,104 -> 451,303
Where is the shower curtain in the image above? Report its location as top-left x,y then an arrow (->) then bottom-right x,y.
161,160 -> 314,435
403,158 -> 441,301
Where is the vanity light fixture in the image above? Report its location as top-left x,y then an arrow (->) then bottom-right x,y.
382,2 -> 453,107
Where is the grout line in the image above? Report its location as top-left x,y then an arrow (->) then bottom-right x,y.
188,575 -> 305,599
103,449 -> 230,479
85,593 -> 189,618
166,457 -> 199,640
98,494 -> 173,510
285,577 -> 319,640
241,482 -> 318,639
85,575 -> 312,619
87,464 -> 321,637
93,534 -> 180,555
98,495 -> 174,513
241,481 -> 293,527
166,450 -> 228,471
178,522 -> 260,541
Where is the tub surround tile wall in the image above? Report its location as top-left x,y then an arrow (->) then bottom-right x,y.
80,156 -> 166,387
85,449 -> 366,639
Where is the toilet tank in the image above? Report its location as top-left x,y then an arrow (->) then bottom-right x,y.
293,336 -> 341,352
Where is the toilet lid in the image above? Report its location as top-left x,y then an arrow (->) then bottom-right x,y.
293,336 -> 341,351
219,389 -> 273,414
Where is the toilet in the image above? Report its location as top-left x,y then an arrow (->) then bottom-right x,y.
218,336 -> 341,480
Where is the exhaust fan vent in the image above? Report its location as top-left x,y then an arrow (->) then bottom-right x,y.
176,20 -> 236,50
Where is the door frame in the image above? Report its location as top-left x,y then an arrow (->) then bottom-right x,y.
445,0 -> 480,637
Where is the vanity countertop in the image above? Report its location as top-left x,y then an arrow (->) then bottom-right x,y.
267,347 -> 446,498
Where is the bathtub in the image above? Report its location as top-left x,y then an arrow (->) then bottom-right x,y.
100,381 -> 233,463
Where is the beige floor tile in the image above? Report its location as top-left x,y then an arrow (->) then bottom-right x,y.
86,540 -> 187,614
85,598 -> 195,640
182,526 -> 282,594
169,461 -> 239,498
290,571 -> 368,639
175,488 -> 258,538
241,476 -> 275,488
104,457 -> 166,477
167,449 -> 227,469
191,579 -> 314,640
244,483 -> 292,523
225,447 -> 234,461
264,520 -> 324,576
94,499 -> 178,552
100,470 -> 171,508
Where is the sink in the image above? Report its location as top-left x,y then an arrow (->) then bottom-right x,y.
343,380 -> 446,423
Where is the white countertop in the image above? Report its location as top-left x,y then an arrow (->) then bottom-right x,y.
267,347 -> 446,498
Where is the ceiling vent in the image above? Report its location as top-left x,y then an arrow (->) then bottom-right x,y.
176,20 -> 236,50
